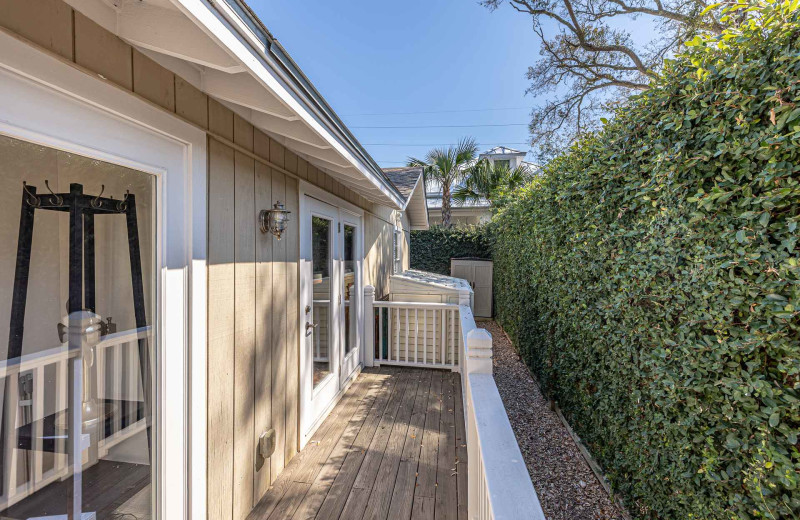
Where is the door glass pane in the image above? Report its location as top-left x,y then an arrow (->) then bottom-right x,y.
311,216 -> 332,388
0,135 -> 156,519
343,225 -> 356,356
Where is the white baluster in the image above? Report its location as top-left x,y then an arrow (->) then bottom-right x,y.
404,308 -> 409,363
33,366 -> 44,487
378,307 -> 384,362
440,309 -> 446,366
394,308 -> 400,362
432,310 -> 436,364
423,310 -> 427,365
414,309 -> 418,364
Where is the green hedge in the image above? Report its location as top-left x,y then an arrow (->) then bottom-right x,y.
409,225 -> 492,275
491,4 -> 800,519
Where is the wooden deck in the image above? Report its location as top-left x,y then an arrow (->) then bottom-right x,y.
248,367 -> 467,520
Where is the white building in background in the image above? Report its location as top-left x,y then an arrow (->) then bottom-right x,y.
427,146 -> 538,227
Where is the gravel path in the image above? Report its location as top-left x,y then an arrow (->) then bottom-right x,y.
483,320 -> 628,520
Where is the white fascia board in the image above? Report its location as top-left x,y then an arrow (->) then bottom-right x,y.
168,0 -> 405,209
398,172 -> 429,229
409,175 -> 430,229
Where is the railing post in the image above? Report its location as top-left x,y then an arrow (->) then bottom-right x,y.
458,287 -> 472,309
364,285 -> 375,367
466,328 -> 492,375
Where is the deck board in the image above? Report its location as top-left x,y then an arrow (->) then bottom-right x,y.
248,367 -> 466,520
435,372 -> 458,520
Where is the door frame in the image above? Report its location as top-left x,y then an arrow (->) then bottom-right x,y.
0,32 -> 207,520
298,181 -> 364,447
338,211 -> 363,388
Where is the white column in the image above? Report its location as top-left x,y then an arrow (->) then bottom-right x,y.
363,285 -> 375,367
458,287 -> 472,309
466,328 -> 492,375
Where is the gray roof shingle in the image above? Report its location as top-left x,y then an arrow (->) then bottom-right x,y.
382,167 -> 424,201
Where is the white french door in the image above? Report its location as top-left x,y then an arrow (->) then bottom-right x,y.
301,197 -> 341,435
299,192 -> 363,442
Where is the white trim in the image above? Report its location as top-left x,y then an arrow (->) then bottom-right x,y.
0,32 -> 207,520
300,180 -> 365,218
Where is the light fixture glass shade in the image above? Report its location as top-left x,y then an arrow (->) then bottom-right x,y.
260,201 -> 291,239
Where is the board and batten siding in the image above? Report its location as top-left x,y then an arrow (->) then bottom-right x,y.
207,108 -> 303,520
364,206 -> 413,299
0,2 -> 403,518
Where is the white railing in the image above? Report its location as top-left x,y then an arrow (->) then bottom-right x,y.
458,306 -> 545,520
0,327 -> 149,509
364,289 -> 461,370
363,284 -> 545,520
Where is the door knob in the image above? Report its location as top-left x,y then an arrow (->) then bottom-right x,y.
305,322 -> 318,336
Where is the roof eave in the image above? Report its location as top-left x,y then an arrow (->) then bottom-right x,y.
169,0 -> 405,209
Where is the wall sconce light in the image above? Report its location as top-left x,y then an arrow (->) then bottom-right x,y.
260,201 -> 291,240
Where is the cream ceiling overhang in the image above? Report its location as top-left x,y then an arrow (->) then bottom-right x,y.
65,0 -> 405,209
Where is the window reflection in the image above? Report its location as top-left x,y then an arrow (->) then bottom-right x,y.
0,135 -> 155,519
311,216 -> 332,387
343,225 -> 356,356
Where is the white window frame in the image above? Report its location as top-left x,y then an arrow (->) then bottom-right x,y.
0,32 -> 207,520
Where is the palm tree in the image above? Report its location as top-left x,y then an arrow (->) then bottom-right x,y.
453,158 -> 532,206
407,137 -> 478,228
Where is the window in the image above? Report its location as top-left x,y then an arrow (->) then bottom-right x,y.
0,134 -> 157,519
494,159 -> 510,169
343,224 -> 356,356
311,216 -> 332,387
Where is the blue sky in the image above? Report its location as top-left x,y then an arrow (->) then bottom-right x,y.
249,0 -> 541,168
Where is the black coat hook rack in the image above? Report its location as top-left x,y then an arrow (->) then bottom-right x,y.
6,181 -> 152,467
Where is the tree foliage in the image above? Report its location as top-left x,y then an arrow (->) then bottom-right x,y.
408,138 -> 478,228
409,226 -> 492,275
482,0 -> 732,157
453,158 -> 535,205
491,2 -> 800,517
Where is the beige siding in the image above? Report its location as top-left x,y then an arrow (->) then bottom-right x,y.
133,49 -> 175,112
74,11 -> 133,90
0,3 -> 404,518
233,147 -> 256,519
207,139 -> 235,520
0,0 -> 73,59
284,177 -> 300,462
364,211 -> 394,298
253,157 -> 273,497
269,167 -> 287,482
208,134 -> 301,518
176,76 -> 209,128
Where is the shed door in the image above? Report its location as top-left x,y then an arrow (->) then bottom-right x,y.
472,263 -> 493,317
451,260 -> 493,318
